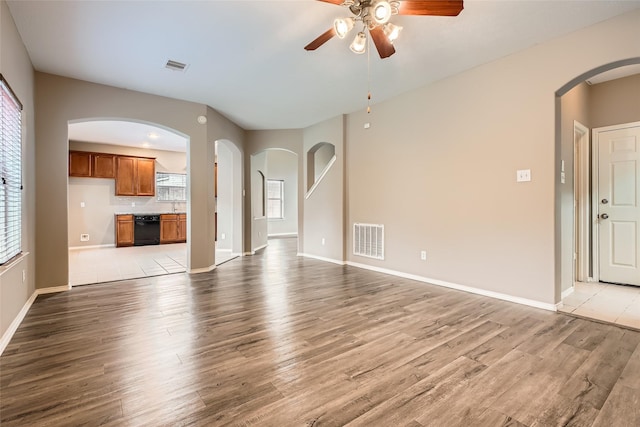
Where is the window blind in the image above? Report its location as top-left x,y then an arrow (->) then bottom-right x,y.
0,74 -> 23,265
156,172 -> 186,201
267,179 -> 284,219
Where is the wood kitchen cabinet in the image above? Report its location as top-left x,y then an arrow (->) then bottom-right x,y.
136,158 -> 156,196
115,214 -> 134,247
92,153 -> 116,178
69,151 -> 115,178
160,213 -> 187,244
178,214 -> 187,243
115,156 -> 156,196
69,151 -> 92,177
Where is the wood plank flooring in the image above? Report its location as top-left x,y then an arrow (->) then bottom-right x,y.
1,237 -> 639,426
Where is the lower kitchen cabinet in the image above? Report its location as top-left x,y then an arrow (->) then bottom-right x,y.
115,214 -> 134,247
160,213 -> 187,244
178,214 -> 186,243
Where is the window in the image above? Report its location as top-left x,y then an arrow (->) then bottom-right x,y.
156,172 -> 186,202
0,74 -> 23,265
267,180 -> 284,219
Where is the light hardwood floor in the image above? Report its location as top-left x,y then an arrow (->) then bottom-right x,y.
1,238 -> 639,426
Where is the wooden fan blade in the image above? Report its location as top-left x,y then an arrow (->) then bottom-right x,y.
304,28 -> 337,51
398,0 -> 463,16
369,26 -> 396,59
316,0 -> 344,4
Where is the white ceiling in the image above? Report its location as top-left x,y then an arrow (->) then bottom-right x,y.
68,120 -> 187,152
8,0 -> 640,133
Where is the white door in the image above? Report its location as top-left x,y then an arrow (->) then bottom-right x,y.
596,123 -> 640,286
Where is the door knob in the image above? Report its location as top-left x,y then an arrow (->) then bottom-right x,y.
600,213 -> 609,220
601,199 -> 608,204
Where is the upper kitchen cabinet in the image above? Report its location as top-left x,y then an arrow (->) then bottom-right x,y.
115,156 -> 156,196
69,151 -> 116,178
92,153 -> 116,178
69,151 -> 92,177
136,158 -> 156,196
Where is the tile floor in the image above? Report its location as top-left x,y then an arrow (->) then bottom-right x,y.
69,243 -> 238,286
560,281 -> 640,330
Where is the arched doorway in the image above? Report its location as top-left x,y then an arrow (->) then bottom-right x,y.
556,59 -> 640,328
250,148 -> 299,253
67,118 -> 190,285
215,139 -> 244,261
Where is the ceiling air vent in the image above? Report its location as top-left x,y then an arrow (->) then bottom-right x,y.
165,60 -> 189,72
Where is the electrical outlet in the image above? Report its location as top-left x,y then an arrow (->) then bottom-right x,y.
420,251 -> 427,261
516,169 -> 531,182
322,238 -> 325,246
80,201 -> 85,208
22,270 -> 26,283
131,202 -> 136,207
221,233 -> 226,240
80,234 -> 90,242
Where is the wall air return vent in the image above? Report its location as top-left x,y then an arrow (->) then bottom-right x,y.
165,60 -> 189,72
353,223 -> 384,260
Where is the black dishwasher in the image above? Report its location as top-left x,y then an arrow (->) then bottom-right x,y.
134,215 -> 160,246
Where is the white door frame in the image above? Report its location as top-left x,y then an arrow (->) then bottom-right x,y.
574,121 -> 591,282
591,120 -> 640,283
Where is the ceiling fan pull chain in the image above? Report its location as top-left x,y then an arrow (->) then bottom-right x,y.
367,33 -> 372,114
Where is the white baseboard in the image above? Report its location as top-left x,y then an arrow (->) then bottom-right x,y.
243,251 -> 255,256
0,284 -> 71,356
268,233 -> 298,238
253,244 -> 268,253
297,253 -> 346,266
346,261 -> 558,312
69,244 -> 115,251
188,264 -> 216,274
561,286 -> 575,300
216,248 -> 232,253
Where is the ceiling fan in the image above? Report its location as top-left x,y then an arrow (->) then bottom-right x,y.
305,0 -> 464,59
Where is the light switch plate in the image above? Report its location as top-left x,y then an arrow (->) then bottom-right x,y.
517,169 -> 531,182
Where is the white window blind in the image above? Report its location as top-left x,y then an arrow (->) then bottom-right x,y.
156,172 -> 186,201
0,74 -> 23,265
267,179 -> 284,219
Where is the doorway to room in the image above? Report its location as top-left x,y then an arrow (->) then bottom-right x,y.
66,119 -> 191,286
215,139 -> 243,262
558,63 -> 640,329
249,149 -> 299,254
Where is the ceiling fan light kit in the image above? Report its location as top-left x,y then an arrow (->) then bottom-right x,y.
350,31 -> 368,54
334,17 -> 355,38
304,0 -> 463,114
305,0 -> 463,59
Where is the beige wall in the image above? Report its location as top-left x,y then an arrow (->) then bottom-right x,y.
346,10 -> 640,306
67,141 -> 187,247
559,83 -> 591,292
589,73 -> 640,128
34,73 -> 245,287
0,0 -> 36,340
303,115 -> 345,261
251,151 -> 268,250
216,142 -> 234,251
